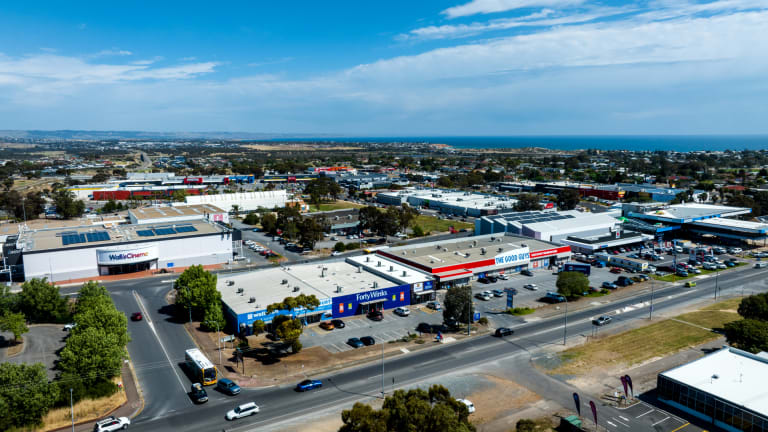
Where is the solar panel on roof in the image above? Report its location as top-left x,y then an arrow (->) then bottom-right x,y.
62,233 -> 86,246
137,230 -> 155,237
175,226 -> 198,233
154,228 -> 176,235
85,231 -> 111,242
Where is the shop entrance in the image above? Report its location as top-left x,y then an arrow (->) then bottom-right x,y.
359,299 -> 385,314
98,259 -> 157,276
411,291 -> 435,304
301,312 -> 323,325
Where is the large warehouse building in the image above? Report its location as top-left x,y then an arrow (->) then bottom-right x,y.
375,233 -> 571,289
658,345 -> 768,432
377,188 -> 520,217
184,190 -> 287,212
218,255 -> 434,333
475,210 -> 621,242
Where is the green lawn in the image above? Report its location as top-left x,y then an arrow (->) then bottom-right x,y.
652,263 -> 744,282
551,297 -> 742,375
411,215 -> 473,234
308,200 -> 365,212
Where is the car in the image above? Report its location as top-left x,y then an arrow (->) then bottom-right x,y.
319,321 -> 335,330
331,251 -> 341,256
361,336 -> 376,346
417,322 -> 433,333
732,247 -> 743,254
685,281 -> 697,287
602,281 -> 618,289
498,274 -> 509,280
394,307 -> 410,317
610,267 -> 622,274
426,301 -> 442,311
331,319 -> 346,328
486,276 -> 498,283
494,327 -> 514,337
677,270 -> 689,277
296,379 -> 323,392
217,378 -> 241,395
131,312 -> 142,321
492,289 -> 505,297
477,277 -> 491,284
544,292 -> 566,303
347,337 -> 364,348
726,261 -> 736,267
524,284 -> 538,291
717,263 -> 727,269
520,269 -> 533,276
475,292 -> 491,301
592,315 -> 612,326
456,398 -> 476,414
190,382 -> 208,404
225,402 -> 260,420
703,262 -> 717,270
93,416 -> 131,431
690,268 -> 702,274
330,236 -> 337,241
63,323 -> 76,331
252,228 -> 260,232
367,310 -> 384,321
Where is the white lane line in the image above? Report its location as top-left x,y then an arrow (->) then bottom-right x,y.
133,290 -> 190,397
619,416 -> 630,422
636,409 -> 654,418
613,417 -> 630,427
652,416 -> 670,426
607,421 -> 618,428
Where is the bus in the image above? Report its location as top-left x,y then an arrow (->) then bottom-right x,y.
185,348 -> 217,386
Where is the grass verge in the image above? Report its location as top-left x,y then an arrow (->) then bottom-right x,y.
413,215 -> 473,233
308,200 -> 364,212
41,378 -> 126,431
6,340 -> 24,357
508,307 -> 535,316
551,298 -> 742,375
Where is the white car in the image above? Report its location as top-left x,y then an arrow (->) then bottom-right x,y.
226,402 -> 260,420
394,307 -> 410,317
481,290 -> 493,298
426,301 -> 442,311
498,274 -> 509,280
717,263 -> 727,269
63,323 -> 77,331
703,262 -> 717,270
475,292 -> 491,301
331,251 -> 341,256
93,416 -> 131,432
524,284 -> 538,291
456,398 -> 476,414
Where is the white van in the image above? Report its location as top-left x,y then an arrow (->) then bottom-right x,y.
755,262 -> 767,269
456,398 -> 475,413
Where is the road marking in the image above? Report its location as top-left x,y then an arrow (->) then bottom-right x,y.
669,423 -> 690,432
619,416 -> 630,422
607,421 -> 618,428
132,291 -> 190,397
612,417 -> 630,427
636,409 -> 654,418
400,348 -> 410,354
652,416 -> 670,426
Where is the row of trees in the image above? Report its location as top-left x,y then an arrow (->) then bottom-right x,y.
339,385 -> 475,432
257,206 -> 326,249
724,293 -> 768,353
359,204 -> 418,237
174,265 -> 226,331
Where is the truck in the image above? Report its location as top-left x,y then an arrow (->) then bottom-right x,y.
608,256 -> 648,273
562,262 -> 591,276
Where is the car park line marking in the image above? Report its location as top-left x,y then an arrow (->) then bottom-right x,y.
652,416 -> 670,426
607,421 -> 618,428
619,416 -> 630,422
612,417 -> 629,427
669,423 -> 690,432
636,409 -> 655,418
133,291 -> 190,398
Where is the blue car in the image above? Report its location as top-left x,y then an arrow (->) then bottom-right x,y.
296,379 -> 322,392
347,337 -> 364,348
216,378 -> 241,395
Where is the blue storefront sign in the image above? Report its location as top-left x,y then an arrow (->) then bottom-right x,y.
473,312 -> 481,322
506,290 -> 515,309
563,262 -> 591,276
332,284 -> 411,318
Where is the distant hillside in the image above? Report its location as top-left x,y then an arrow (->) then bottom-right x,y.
0,130 -> 333,141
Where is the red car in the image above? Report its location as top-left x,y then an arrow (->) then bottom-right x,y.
610,267 -> 622,274
131,312 -> 143,321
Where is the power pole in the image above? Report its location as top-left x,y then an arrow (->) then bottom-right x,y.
649,277 -> 655,320
563,297 -> 568,346
381,343 -> 385,398
70,388 -> 74,432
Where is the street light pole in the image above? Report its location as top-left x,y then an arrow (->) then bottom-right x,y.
649,277 -> 655,320
217,322 -> 222,366
563,297 -> 568,346
187,286 -> 192,324
381,343 -> 385,398
70,388 -> 74,432
714,268 -> 719,300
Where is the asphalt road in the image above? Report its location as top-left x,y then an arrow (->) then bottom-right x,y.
117,261 -> 768,432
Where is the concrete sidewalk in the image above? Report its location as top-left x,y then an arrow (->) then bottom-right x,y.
49,361 -> 143,432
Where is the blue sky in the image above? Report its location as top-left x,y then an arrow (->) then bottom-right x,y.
0,0 -> 767,135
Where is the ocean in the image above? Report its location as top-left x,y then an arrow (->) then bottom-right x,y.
268,135 -> 768,152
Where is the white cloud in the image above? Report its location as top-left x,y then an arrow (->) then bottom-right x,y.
442,0 -> 585,18
93,49 -> 133,57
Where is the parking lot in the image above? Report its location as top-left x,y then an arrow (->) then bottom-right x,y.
1,324 -> 68,380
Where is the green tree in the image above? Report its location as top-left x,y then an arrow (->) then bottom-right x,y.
514,193 -> 543,211
299,217 -> 324,249
261,212 -> 278,234
412,225 -> 426,237
75,280 -> 111,314
334,241 -> 346,252
252,320 -> 266,335
171,189 -> 188,202
174,265 -> 220,320
378,207 -> 401,236
0,363 -> 59,430
266,294 -> 321,314
73,297 -> 130,348
0,311 -> 28,342
0,284 -> 19,313
19,278 -> 70,323
51,188 -> 85,219
737,293 -> 768,321
202,301 -> 226,331
339,385 -> 474,432
556,189 -> 581,210
396,204 -> 418,233
58,326 -> 127,385
556,271 -> 590,298
443,286 -> 475,324
275,316 -> 304,353
243,212 -> 261,225
724,319 -> 768,353
358,206 -> 381,233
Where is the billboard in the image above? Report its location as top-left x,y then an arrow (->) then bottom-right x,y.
332,284 -> 410,318
563,262 -> 591,276
96,245 -> 158,265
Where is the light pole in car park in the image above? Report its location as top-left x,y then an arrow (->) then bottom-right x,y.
563,296 -> 568,346
649,276 -> 655,320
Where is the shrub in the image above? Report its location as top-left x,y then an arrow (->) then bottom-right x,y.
333,242 -> 346,252
478,317 -> 489,325
508,307 -> 535,316
252,320 -> 265,335
516,418 -> 537,432
345,242 -> 360,251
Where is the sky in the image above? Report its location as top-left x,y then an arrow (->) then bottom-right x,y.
0,0 -> 767,135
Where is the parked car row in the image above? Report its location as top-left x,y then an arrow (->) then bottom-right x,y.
347,336 -> 376,348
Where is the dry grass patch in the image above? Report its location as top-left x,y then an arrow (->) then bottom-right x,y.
675,310 -> 740,330
700,297 -> 742,311
552,320 -> 718,375
5,340 -> 24,357
40,378 -> 126,431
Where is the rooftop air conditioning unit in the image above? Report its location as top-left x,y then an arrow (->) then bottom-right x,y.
293,286 -> 300,292
227,280 -> 234,286
498,247 -> 504,253
366,256 -> 370,262
443,248 -> 448,252
336,286 -> 343,293
377,261 -> 382,267
248,297 -> 255,303
237,287 -> 244,294
281,279 -> 288,284
481,247 -> 486,255
373,281 -> 378,288
402,270 -> 407,277
490,236 -> 495,241
389,266 -> 394,272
